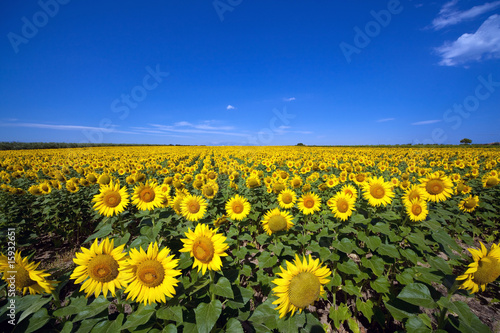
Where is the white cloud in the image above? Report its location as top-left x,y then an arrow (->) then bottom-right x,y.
432,0 -> 500,30
376,118 -> 395,122
412,120 -> 442,125
283,97 -> 296,102
226,105 -> 235,110
436,14 -> 500,66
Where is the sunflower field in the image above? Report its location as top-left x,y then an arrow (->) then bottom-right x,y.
0,146 -> 499,332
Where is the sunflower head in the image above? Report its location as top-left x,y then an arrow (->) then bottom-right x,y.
419,172 -> 453,202
297,192 -> 321,215
92,181 -> 130,217
225,194 -> 251,221
457,242 -> 500,293
459,195 -> 479,213
261,208 -> 294,235
180,194 -> 208,221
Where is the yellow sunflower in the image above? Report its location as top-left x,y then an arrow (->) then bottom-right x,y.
328,192 -> 356,221
70,238 -> 129,298
402,184 -> 428,207
261,208 -> 294,235
132,180 -> 164,211
180,194 -> 208,221
66,180 -> 79,193
92,181 -> 129,217
458,195 -> 479,213
0,251 -> 58,295
272,255 -> 331,318
405,199 -> 428,222
457,242 -> 500,293
201,181 -> 219,199
246,176 -> 261,189
278,189 -> 297,209
124,242 -> 181,305
361,176 -> 394,207
28,185 -> 43,195
171,194 -> 185,215
98,173 -> 112,185
482,174 -> 499,188
39,182 -> 51,194
225,194 -> 251,221
340,184 -> 358,199
419,172 -> 453,202
297,192 -> 322,215
180,224 -> 229,275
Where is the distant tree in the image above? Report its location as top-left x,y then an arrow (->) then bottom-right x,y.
296,143 -> 305,146
460,138 -> 472,145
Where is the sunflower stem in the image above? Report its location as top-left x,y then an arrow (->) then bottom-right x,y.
209,270 -> 216,301
51,291 -> 61,309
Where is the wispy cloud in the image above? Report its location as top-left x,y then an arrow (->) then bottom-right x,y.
226,105 -> 235,110
412,120 -> 442,125
432,0 -> 500,30
283,97 -> 296,102
133,121 -> 246,138
0,121 -> 135,134
436,14 -> 500,66
376,118 -> 395,123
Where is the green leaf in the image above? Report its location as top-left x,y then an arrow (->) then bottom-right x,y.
329,302 -> 351,329
276,312 -> 306,333
343,280 -> 361,297
259,251 -> 278,269
60,321 -> 74,333
335,238 -> 355,253
121,303 -> 156,330
397,283 -> 436,309
210,276 -> 234,299
384,299 -> 420,321
25,308 -> 50,333
75,318 -> 104,333
337,259 -> 359,275
379,210 -> 400,221
369,222 -> 391,235
396,269 -> 415,285
448,301 -> 490,333
106,313 -> 123,333
227,286 -> 254,309
74,296 -> 110,322
361,255 -> 385,277
162,324 -> 178,333
18,295 -> 51,323
297,233 -> 311,245
356,298 -> 374,323
432,230 -> 462,259
365,236 -> 382,251
406,315 -> 432,333
84,222 -> 113,243
351,213 -> 370,224
156,305 -> 183,323
377,244 -> 400,258
251,298 -> 278,332
427,256 -> 452,275
400,248 -> 419,264
54,295 -> 88,318
347,317 -> 361,333
370,276 -> 390,294
226,318 -> 244,333
194,300 -> 222,333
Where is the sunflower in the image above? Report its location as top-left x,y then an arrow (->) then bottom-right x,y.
92,181 -> 129,217
0,251 -> 58,295
482,174 -> 499,188
66,180 -> 79,193
457,242 -> 500,293
132,180 -> 164,211
278,189 -> 297,209
214,215 -> 229,227
124,242 -> 181,305
159,192 -> 172,208
261,208 -> 294,235
39,182 -> 51,194
297,192 -> 322,215
405,199 -> 428,222
340,184 -> 358,199
70,238 -> 129,298
201,181 -> 219,199
225,195 -> 251,221
290,177 -> 303,189
246,176 -> 261,189
402,184 -> 428,207
180,224 -> 229,275
181,194 -> 208,221
171,194 -> 185,215
98,173 -> 112,185
28,185 -> 43,195
272,255 -> 331,318
361,176 -> 394,207
328,192 -> 356,221
459,195 -> 479,213
419,172 -> 453,202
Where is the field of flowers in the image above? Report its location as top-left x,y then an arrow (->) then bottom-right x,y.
0,146 -> 499,332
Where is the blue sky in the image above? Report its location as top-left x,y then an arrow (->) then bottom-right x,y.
1,0 -> 499,145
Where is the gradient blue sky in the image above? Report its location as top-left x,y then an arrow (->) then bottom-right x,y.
1,0 -> 499,145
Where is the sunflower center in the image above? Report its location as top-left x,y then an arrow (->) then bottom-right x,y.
408,191 -> 420,201
337,199 -> 349,213
136,259 -> 165,288
41,184 -> 49,191
103,191 -> 121,208
282,193 -> 293,204
303,198 -> 315,209
99,175 -> 111,184
473,257 -> 500,285
426,179 -> 444,195
356,174 -> 365,182
411,204 -> 422,216
193,237 -> 215,263
370,185 -> 385,199
87,254 -> 119,283
204,187 -> 214,196
288,272 -> 321,309
13,264 -> 37,289
232,202 -> 244,214
485,178 -> 498,187
268,215 -> 288,232
248,178 -> 259,188
140,188 -> 155,202
188,200 -> 201,214
464,198 -> 477,209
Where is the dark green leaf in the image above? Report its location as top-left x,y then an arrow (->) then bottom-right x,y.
371,276 -> 390,294
337,259 -> 359,275
356,298 -> 374,323
18,295 -> 51,323
397,283 -> 436,309
74,296 -> 110,322
194,300 -> 222,333
226,318 -> 244,333
329,302 -> 350,329
156,305 -> 183,323
377,244 -> 400,258
210,276 -> 234,299
121,303 -> 156,330
25,308 -> 50,333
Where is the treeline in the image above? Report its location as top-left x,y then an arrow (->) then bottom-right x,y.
0,142 -> 191,150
